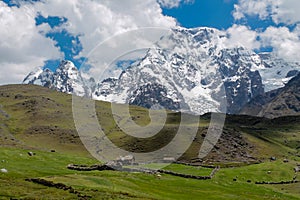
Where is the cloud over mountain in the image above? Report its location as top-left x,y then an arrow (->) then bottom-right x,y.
1,0 -> 300,85
0,0 -> 177,84
0,1 -> 61,84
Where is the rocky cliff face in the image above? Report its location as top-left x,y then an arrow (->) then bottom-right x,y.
213,48 -> 265,113
240,72 -> 300,118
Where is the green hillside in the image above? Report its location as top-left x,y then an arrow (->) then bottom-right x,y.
0,84 -> 299,199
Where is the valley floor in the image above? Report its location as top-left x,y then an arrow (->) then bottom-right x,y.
0,146 -> 299,200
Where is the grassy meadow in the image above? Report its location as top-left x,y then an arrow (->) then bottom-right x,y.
0,85 -> 299,199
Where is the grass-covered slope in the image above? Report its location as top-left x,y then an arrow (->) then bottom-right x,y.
0,84 -> 299,199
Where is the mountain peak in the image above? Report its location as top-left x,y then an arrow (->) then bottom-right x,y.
23,66 -> 54,88
56,60 -> 78,74
173,26 -> 221,35
23,67 -> 44,84
23,26 -> 300,115
55,60 -> 80,81
23,61 -> 85,96
58,60 -> 76,69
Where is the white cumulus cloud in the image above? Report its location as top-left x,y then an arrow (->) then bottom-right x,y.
233,0 -> 277,21
0,1 -> 61,84
225,24 -> 260,50
260,26 -> 300,61
232,0 -> 300,62
157,0 -> 194,8
272,0 -> 300,25
0,0 -> 178,85
35,0 -> 177,57
233,0 -> 300,25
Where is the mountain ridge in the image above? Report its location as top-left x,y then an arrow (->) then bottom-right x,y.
22,26 -> 300,116
23,60 -> 87,96
240,72 -> 300,118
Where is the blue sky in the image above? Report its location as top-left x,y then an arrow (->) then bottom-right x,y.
162,0 -> 238,29
1,0 -> 300,84
161,0 -> 285,33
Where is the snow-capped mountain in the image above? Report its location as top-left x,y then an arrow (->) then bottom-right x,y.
258,52 -> 300,92
23,60 -> 86,96
93,27 -> 265,114
23,27 -> 300,115
23,67 -> 54,88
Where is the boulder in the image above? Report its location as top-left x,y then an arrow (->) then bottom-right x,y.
0,168 -> 8,173
28,152 -> 35,156
270,157 -> 276,161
